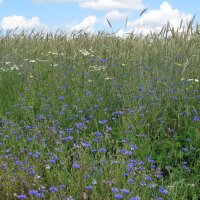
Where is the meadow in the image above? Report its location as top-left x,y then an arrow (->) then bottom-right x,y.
0,23 -> 200,200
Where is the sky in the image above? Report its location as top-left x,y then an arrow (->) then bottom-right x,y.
0,0 -> 200,36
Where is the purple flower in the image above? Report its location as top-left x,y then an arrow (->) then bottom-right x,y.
112,188 -> 119,193
72,162 -> 80,169
93,132 -> 102,137
58,96 -> 64,100
49,186 -> 58,192
113,111 -> 123,115
98,148 -> 107,153
121,189 -> 130,195
130,144 -> 137,150
99,119 -> 108,125
62,136 -> 73,141
185,138 -> 191,143
29,190 -> 39,195
145,175 -> 152,181
128,179 -> 135,184
100,58 -> 107,63
17,194 -> 27,199
193,116 -> 199,122
60,185 -> 65,189
76,122 -> 85,129
159,186 -> 168,195
86,185 -> 93,190
114,194 -> 124,199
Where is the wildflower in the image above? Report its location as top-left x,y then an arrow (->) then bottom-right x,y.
58,96 -> 64,100
30,60 -> 36,63
98,148 -> 107,153
193,116 -> 199,122
114,194 -> 123,199
184,139 -> 190,145
130,144 -> 137,151
60,185 -> 65,189
29,190 -> 39,195
17,194 -> 27,199
121,189 -> 130,195
72,162 -> 80,169
159,186 -> 168,195
112,188 -> 119,193
75,122 -> 85,129
128,179 -> 135,184
49,186 -> 58,192
86,185 -> 93,190
99,119 -> 108,125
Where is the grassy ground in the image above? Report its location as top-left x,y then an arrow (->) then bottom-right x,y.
0,24 -> 200,200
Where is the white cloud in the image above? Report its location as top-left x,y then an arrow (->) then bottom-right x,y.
71,15 -> 97,32
1,15 -> 48,30
127,1 -> 193,35
80,0 -> 144,10
104,10 -> 128,20
32,0 -> 144,10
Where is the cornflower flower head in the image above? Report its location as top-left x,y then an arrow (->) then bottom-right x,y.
193,116 -> 199,122
121,189 -> 130,195
159,186 -> 168,195
17,194 -> 27,199
49,186 -> 58,192
86,185 -> 93,190
114,194 -> 124,199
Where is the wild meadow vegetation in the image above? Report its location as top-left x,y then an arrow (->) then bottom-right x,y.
0,22 -> 200,200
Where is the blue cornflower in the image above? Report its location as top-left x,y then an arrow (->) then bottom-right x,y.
76,122 -> 85,129
111,188 -> 119,193
72,162 -> 80,169
130,144 -> 137,150
99,119 -> 108,125
81,142 -> 92,148
98,148 -> 107,153
185,138 -> 191,143
62,136 -> 73,141
17,194 -> 27,199
58,96 -> 64,100
29,190 -> 39,195
121,189 -> 130,195
49,186 -> 58,192
114,194 -> 124,199
60,185 -> 65,189
159,186 -> 168,195
112,111 -> 123,115
100,58 -> 107,63
86,185 -> 93,190
145,175 -> 152,181
93,132 -> 102,137
193,116 -> 199,122
128,179 -> 135,184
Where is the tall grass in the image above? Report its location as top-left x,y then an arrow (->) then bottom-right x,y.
0,22 -> 200,200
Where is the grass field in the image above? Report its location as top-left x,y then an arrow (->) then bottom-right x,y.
0,23 -> 200,200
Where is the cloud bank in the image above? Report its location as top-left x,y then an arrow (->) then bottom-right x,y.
127,1 -> 193,35
1,15 -> 48,30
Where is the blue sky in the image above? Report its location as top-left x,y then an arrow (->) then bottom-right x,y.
0,0 -> 200,35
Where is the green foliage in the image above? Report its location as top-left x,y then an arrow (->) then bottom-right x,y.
0,23 -> 200,199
